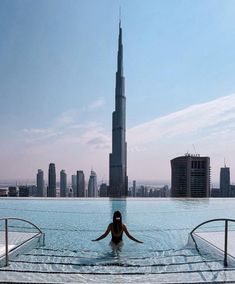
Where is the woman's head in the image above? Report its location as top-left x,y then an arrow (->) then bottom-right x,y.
113,211 -> 122,222
113,211 -> 122,232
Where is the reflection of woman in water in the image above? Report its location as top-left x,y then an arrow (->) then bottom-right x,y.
92,211 -> 143,245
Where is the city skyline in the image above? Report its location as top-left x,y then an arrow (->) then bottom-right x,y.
0,1 -> 235,184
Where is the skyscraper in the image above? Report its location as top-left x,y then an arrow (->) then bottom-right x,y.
48,163 -> 56,197
8,186 -> 18,197
88,170 -> 98,197
133,180 -> 136,197
99,183 -> 108,197
71,174 -> 77,197
19,186 -> 29,197
220,166 -> 230,197
171,154 -> 210,198
77,170 -> 85,197
109,20 -> 128,198
60,170 -> 67,197
36,169 -> 44,197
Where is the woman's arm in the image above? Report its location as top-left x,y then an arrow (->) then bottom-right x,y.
92,224 -> 111,241
123,224 -> 143,243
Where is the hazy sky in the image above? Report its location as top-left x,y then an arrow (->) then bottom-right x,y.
0,0 -> 235,185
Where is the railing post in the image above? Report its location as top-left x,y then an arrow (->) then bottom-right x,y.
5,219 -> 8,267
224,220 -> 228,267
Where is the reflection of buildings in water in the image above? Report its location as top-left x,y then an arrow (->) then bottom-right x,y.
109,198 -> 127,223
174,198 -> 210,210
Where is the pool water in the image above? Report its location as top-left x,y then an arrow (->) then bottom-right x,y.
1,198 -> 235,283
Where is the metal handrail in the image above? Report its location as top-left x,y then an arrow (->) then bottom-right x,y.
190,218 -> 235,267
0,217 -> 43,267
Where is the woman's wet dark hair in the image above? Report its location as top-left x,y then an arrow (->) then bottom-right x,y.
113,211 -> 122,233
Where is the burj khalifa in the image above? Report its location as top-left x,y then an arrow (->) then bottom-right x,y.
109,21 -> 128,197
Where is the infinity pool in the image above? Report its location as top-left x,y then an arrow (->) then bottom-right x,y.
1,198 -> 235,283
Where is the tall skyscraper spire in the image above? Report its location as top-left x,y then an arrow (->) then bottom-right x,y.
109,20 -> 128,197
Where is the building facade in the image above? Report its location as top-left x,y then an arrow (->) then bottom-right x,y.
77,170 -> 85,197
220,166 -> 230,197
88,170 -> 98,197
99,183 -> 108,197
60,170 -> 67,197
109,21 -> 128,197
19,186 -> 29,197
171,154 -> 210,198
132,180 -> 136,197
48,163 -> 56,197
8,186 -> 18,197
37,169 -> 44,197
0,188 -> 7,197
71,175 -> 77,197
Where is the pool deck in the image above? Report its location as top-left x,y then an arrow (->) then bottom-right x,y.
193,231 -> 235,260
0,231 -> 39,258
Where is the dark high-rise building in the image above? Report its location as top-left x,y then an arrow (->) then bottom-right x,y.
37,169 -> 44,197
19,186 -> 29,197
133,180 -> 136,197
0,188 -> 7,197
8,186 -> 18,197
171,154 -> 210,198
60,170 -> 67,197
109,20 -> 128,197
29,185 -> 37,197
48,163 -> 56,197
77,170 -> 85,197
211,187 -> 221,197
220,166 -> 230,197
230,184 -> 235,197
71,175 -> 77,197
99,183 -> 108,197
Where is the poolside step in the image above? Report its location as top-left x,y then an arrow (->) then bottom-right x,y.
9,248 -> 217,270
1,246 -> 233,283
1,247 -> 235,283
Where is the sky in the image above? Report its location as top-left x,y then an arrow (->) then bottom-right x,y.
0,0 -> 235,185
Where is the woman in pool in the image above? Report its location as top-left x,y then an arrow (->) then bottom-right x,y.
92,211 -> 143,245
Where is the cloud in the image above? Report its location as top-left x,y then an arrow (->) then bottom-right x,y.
22,98 -> 106,142
53,109 -> 80,127
83,98 -> 105,111
127,93 -> 235,147
23,128 -> 50,134
21,96 -> 106,142
87,137 -> 110,149
78,128 -> 111,149
22,128 -> 62,143
69,121 -> 102,129
129,146 -> 147,153
22,110 -> 110,150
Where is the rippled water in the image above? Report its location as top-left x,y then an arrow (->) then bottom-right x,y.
1,198 -> 235,278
